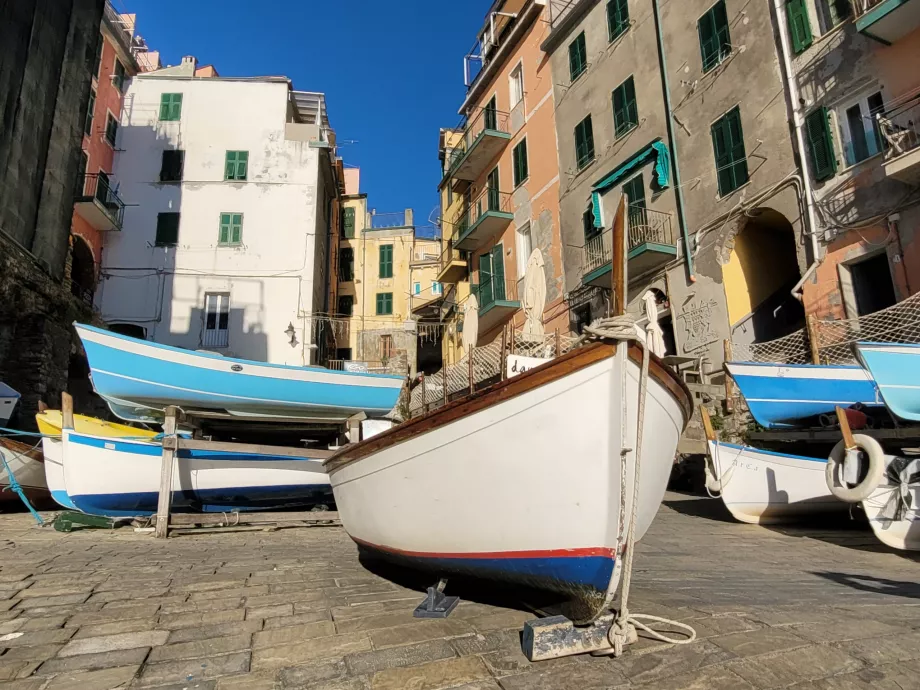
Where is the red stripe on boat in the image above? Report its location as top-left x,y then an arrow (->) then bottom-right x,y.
352,538 -> 615,560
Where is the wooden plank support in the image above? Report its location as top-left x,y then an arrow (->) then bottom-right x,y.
522,613 -> 635,661
61,392 -> 74,430
700,405 -> 716,442
554,328 -> 561,357
155,406 -> 181,539
175,439 -> 334,459
806,314 -> 821,365
836,406 -> 857,450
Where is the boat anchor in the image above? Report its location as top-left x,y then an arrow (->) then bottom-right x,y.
413,578 -> 459,619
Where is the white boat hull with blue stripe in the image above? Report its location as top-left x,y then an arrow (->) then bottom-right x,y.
855,342 -> 920,422
725,362 -> 882,429
61,429 -> 333,517
74,324 -> 405,424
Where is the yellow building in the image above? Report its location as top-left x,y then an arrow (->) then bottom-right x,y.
334,169 -> 440,375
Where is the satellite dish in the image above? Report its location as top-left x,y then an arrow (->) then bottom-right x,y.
522,248 -> 546,341
462,292 -> 479,351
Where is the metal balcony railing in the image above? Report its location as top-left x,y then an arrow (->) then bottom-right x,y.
878,95 -> 920,159
473,275 -> 519,312
446,105 -> 512,175
853,0 -> 888,17
370,211 -> 411,229
454,187 -> 513,237
584,205 -> 675,275
77,173 -> 126,228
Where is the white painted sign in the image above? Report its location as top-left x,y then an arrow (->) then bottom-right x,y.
506,354 -> 552,378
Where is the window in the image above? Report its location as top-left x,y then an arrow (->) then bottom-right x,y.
583,207 -> 602,241
786,0 -> 813,54
613,76 -> 638,138
698,0 -> 731,73
414,282 -> 422,295
478,244 -> 506,306
339,247 -> 354,281
432,282 -> 443,296
343,207 -> 356,238
818,0 -> 851,33
84,89 -> 96,136
112,59 -> 126,92
608,0 -> 630,41
487,167 -> 501,210
203,293 -> 230,348
380,335 -> 394,360
159,150 -> 184,182
218,213 -> 243,246
159,93 -> 183,122
224,150 -> 248,181
379,244 -> 394,278
155,212 -> 180,246
804,107 -> 838,181
848,253 -> 896,316
376,292 -> 393,315
622,174 -> 646,208
513,139 -> 529,187
838,92 -> 885,167
509,63 -> 524,109
104,112 -> 118,146
516,222 -> 532,278
710,107 -> 749,196
575,115 -> 595,170
92,38 -> 102,78
337,295 -> 354,316
569,32 -> 588,82
484,96 -> 498,131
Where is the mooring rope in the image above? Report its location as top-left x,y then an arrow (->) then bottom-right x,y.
0,438 -> 45,526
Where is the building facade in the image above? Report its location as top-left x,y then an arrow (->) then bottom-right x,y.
98,62 -> 338,367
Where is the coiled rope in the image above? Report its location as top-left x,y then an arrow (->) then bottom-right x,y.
582,317 -> 696,657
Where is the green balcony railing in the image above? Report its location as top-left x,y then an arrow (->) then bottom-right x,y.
445,105 -> 512,178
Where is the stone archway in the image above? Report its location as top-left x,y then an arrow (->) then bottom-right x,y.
70,235 -> 96,306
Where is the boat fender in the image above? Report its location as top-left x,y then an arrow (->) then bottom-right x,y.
704,459 -> 723,494
826,435 -> 885,504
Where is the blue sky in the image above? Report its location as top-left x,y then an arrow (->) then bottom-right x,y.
125,0 -> 488,236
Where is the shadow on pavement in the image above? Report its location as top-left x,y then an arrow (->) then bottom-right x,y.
662,491 -> 738,523
811,571 -> 920,598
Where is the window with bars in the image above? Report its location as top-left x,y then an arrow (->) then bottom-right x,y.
698,0 -> 731,73
513,139 -> 529,187
786,0 -> 813,54
613,76 -> 638,138
155,212 -> 180,246
104,112 -> 118,146
84,90 -> 96,136
608,0 -> 630,41
160,150 -> 184,182
159,93 -> 183,121
804,107 -> 838,181
218,213 -> 243,246
711,107 -> 749,196
376,292 -> 393,315
379,244 -> 394,278
343,207 -> 356,238
337,295 -> 354,316
224,150 -> 248,181
569,32 -> 588,82
203,293 -> 230,348
113,59 -> 126,92
575,115 -> 595,170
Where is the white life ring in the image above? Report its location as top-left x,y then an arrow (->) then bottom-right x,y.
825,434 -> 885,504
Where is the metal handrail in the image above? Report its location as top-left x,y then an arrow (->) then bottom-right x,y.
583,205 -> 674,274
472,276 -> 519,311
453,187 -> 513,237
852,0 -> 887,17
77,173 -> 126,227
878,95 -> 920,159
446,105 -> 512,174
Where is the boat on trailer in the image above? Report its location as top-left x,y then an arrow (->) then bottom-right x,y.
855,342 -> 920,423
73,323 -> 405,425
325,340 -> 693,623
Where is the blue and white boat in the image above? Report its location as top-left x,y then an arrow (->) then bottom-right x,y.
725,361 -> 883,429
61,428 -> 333,517
855,342 -> 920,422
74,324 -> 404,424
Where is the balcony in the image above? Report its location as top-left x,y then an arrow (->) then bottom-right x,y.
472,276 -> 520,336
879,96 -> 920,185
582,206 -> 677,288
437,240 -> 469,284
74,173 -> 125,231
444,106 -> 512,184
454,188 -> 514,252
855,0 -> 920,43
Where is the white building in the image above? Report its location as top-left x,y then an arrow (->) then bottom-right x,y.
98,57 -> 338,366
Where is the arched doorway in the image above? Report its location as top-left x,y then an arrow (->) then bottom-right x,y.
724,209 -> 805,345
70,236 -> 96,307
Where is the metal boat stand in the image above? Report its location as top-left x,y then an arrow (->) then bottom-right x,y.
522,612 -> 636,661
413,578 -> 459,618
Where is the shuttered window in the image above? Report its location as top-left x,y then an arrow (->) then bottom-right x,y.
155,212 -> 180,246
224,151 -> 248,181
787,0 -> 813,53
608,0 -> 630,41
159,93 -> 183,121
85,89 -> 96,136
569,32 -> 588,82
104,113 -> 118,146
376,293 -> 393,315
698,0 -> 731,73
513,139 -> 529,187
478,244 -> 506,308
805,107 -> 838,182
575,115 -> 595,170
343,207 -> 356,238
339,247 -> 354,281
160,150 -> 184,182
710,107 -> 749,196
113,59 -> 126,92
218,213 -> 243,246
379,244 -> 394,279
613,76 -> 638,138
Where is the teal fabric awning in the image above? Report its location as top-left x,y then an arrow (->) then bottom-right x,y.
590,139 -> 670,227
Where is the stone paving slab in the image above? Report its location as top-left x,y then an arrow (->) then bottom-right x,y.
0,492 -> 918,689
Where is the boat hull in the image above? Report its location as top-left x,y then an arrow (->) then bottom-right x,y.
326,342 -> 691,623
725,362 -> 882,429
709,441 -> 845,524
862,456 -> 920,551
0,439 -> 49,507
74,324 -> 405,423
62,430 -> 333,517
855,343 -> 920,422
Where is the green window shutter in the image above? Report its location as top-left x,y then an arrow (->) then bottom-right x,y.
225,151 -> 248,181
569,33 -> 587,81
608,0 -> 630,41
343,207 -> 356,238
85,90 -> 95,136
156,212 -> 180,246
478,251 -> 493,307
711,108 -> 749,196
613,77 -> 638,137
484,96 -> 498,131
805,107 -> 837,182
487,167 -> 500,210
699,1 -> 730,72
231,214 -> 243,244
491,244 -> 506,301
160,94 -> 183,121
787,0 -> 813,54
159,93 -> 170,120
225,151 -> 236,180
379,244 -> 393,278
376,293 -> 393,315
219,213 -> 231,244
340,247 -> 354,281
575,116 -> 595,169
513,140 -> 528,187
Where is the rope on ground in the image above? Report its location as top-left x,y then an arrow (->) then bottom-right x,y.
583,316 -> 696,657
0,439 -> 45,526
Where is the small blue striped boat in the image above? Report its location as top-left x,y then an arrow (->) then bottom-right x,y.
855,342 -> 920,422
74,324 -> 404,424
725,361 -> 883,429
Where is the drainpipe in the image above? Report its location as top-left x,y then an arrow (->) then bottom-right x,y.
652,0 -> 695,282
773,0 -> 821,302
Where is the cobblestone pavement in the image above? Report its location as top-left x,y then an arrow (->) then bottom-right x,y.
0,492 -> 919,689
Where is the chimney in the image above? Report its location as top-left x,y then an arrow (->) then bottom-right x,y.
181,55 -> 197,69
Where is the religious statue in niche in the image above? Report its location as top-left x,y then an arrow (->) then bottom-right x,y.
678,298 -> 720,353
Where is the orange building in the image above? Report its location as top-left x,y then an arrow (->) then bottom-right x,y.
440,0 -> 566,346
